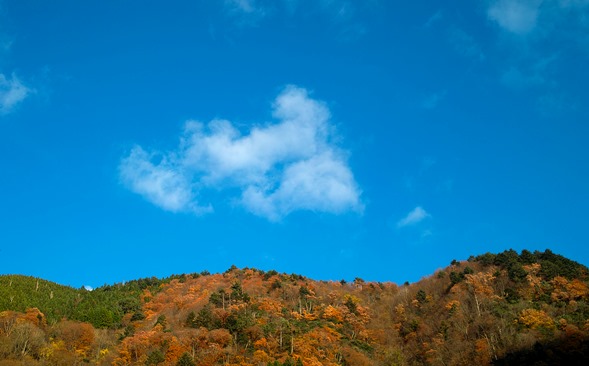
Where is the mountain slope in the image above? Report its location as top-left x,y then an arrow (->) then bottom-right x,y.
1,249 -> 588,365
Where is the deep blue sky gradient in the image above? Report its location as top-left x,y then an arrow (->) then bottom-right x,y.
1,0 -> 588,288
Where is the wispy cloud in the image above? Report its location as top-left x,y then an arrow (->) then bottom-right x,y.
421,91 -> 446,109
424,10 -> 443,28
119,86 -> 363,221
448,27 -> 485,60
226,0 -> 258,13
486,1 -> 588,111
223,0 -> 373,40
224,0 -> 267,24
0,73 -> 31,115
500,54 -> 558,88
488,0 -> 542,35
420,157 -> 437,172
1,38 -> 12,53
397,206 -> 431,228
487,0 -> 589,36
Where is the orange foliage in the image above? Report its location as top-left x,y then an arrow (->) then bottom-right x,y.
252,349 -> 273,363
2,260 -> 588,366
293,327 -> 341,366
474,338 -> 491,366
253,337 -> 268,350
54,320 -> 95,355
551,276 -> 569,301
464,272 -> 496,297
164,335 -> 187,363
518,309 -> 555,330
21,308 -> 46,327
322,305 -> 345,323
394,304 -> 405,317
568,279 -> 589,300
524,263 -> 542,290
113,326 -> 168,365
257,298 -> 283,316
341,346 -> 372,366
551,276 -> 589,302
445,300 -> 460,312
208,328 -> 232,347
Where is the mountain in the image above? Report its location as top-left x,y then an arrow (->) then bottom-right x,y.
1,249 -> 588,365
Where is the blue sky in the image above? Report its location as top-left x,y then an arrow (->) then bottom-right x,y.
1,0 -> 588,288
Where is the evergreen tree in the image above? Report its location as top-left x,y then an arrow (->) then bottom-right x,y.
155,315 -> 167,329
176,352 -> 196,366
185,311 -> 196,327
194,305 -> 215,329
146,349 -> 165,365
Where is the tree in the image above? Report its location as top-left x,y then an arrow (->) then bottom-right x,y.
450,271 -> 464,285
8,321 -> 45,359
185,311 -> 196,328
54,320 -> 95,355
85,306 -> 117,328
176,352 -> 196,366
345,295 -> 359,313
416,290 -> 427,304
231,282 -> 250,303
154,315 -> 167,329
131,311 -> 146,321
193,306 -> 215,329
146,349 -> 165,365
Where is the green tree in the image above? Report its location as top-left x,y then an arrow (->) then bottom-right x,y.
231,282 -> 250,303
209,290 -> 225,308
508,264 -> 527,282
449,271 -> 464,285
520,249 -> 535,264
176,352 -> 196,366
185,311 -> 196,327
194,305 -> 215,329
463,266 -> 474,275
345,296 -> 358,314
146,349 -> 165,365
86,307 -> 116,328
155,315 -> 167,329
477,253 -> 496,266
416,289 -> 427,303
131,311 -> 146,321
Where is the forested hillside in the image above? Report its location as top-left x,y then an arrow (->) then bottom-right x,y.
1,249 -> 588,365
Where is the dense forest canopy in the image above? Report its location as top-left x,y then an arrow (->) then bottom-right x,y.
1,249 -> 588,365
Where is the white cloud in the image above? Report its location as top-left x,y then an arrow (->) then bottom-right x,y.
119,146 -> 213,214
242,151 -> 361,220
0,73 -> 31,114
488,0 -> 542,35
119,86 -> 363,221
397,206 -> 431,228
